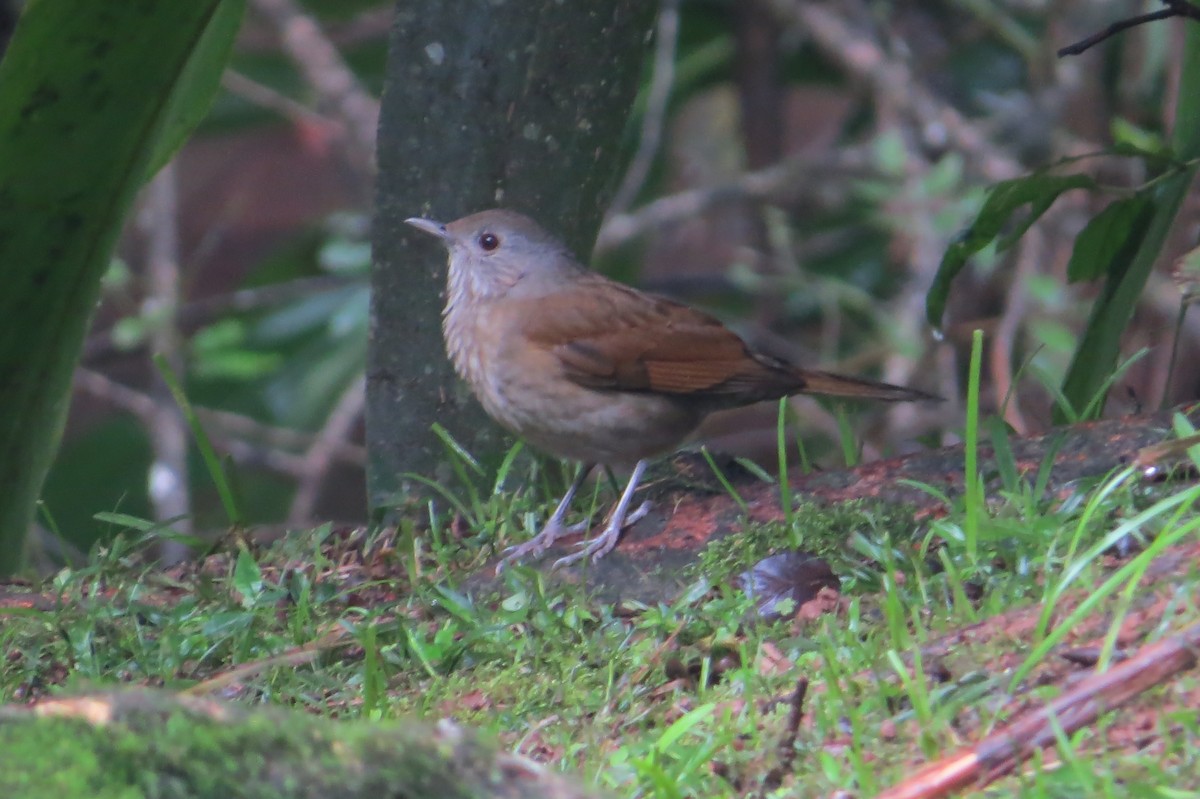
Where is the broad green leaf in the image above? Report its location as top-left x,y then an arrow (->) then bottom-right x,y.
1065,195 -> 1154,284
926,172 -> 1095,328
0,0 -> 243,574
147,0 -> 247,177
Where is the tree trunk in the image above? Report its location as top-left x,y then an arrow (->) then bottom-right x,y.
368,1 -> 655,509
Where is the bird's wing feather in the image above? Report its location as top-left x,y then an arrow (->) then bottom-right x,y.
517,278 -> 794,398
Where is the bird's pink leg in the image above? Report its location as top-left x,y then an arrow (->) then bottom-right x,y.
497,463 -> 594,571
553,459 -> 650,569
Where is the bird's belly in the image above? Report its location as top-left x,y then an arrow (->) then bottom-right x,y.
480,370 -> 701,466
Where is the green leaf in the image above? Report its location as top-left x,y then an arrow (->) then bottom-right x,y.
232,547 -> 265,602
984,416 -> 1018,493
146,0 -> 247,177
93,512 -> 160,532
654,703 -> 716,751
926,173 -> 1095,328
0,0 -> 243,575
1058,22 -> 1200,421
1065,195 -> 1154,284
155,354 -> 243,527
1110,117 -> 1169,161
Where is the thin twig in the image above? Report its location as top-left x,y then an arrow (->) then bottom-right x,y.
83,276 -> 355,361
250,0 -> 379,181
761,677 -> 808,792
287,378 -> 366,526
769,0 -> 1021,182
74,369 -> 365,475
139,163 -> 193,564
75,368 -> 304,477
605,0 -> 682,220
1057,1 -> 1200,58
236,6 -> 393,52
877,619 -> 1200,799
184,624 -> 353,695
202,404 -> 365,465
989,230 -> 1040,434
596,147 -> 872,252
222,70 -> 331,127
950,0 -> 1041,65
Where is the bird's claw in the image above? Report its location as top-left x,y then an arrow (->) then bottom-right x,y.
551,501 -> 652,570
495,517 -> 591,573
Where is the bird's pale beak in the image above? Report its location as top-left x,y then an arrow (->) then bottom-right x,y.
404,217 -> 450,241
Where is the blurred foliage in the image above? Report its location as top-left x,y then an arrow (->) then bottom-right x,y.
190,216 -> 370,430
928,34 -> 1200,422
50,214 -> 371,548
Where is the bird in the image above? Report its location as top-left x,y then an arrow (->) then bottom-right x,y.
405,209 -> 939,570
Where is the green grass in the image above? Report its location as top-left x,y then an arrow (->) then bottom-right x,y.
3,340 -> 1200,795
3,449 -> 1198,796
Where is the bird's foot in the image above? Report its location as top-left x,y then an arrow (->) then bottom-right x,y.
551,500 -> 652,570
496,517 -> 590,573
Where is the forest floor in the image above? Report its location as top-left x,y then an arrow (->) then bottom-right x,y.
2,406 -> 1200,798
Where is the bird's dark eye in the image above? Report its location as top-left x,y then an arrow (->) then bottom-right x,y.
478,232 -> 500,251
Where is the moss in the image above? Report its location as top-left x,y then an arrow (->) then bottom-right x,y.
693,499 -> 926,583
0,690 -> 600,799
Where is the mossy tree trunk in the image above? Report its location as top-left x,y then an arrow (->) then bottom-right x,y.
0,689 -> 604,799
368,1 -> 655,510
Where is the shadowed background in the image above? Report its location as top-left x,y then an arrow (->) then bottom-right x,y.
23,0 -> 1200,564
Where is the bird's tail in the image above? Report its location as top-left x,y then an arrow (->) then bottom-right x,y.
800,370 -> 942,403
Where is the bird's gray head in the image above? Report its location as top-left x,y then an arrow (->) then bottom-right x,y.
405,209 -> 581,300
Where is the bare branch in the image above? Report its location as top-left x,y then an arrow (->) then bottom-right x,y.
287,378 -> 365,527
1058,1 -> 1200,58
596,147 -> 872,252
605,0 -> 681,219
766,0 -> 1021,182
139,163 -> 192,564
73,369 -> 366,479
250,0 -> 379,182
83,276 -> 355,362
878,619 -> 1200,799
221,70 -> 330,127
